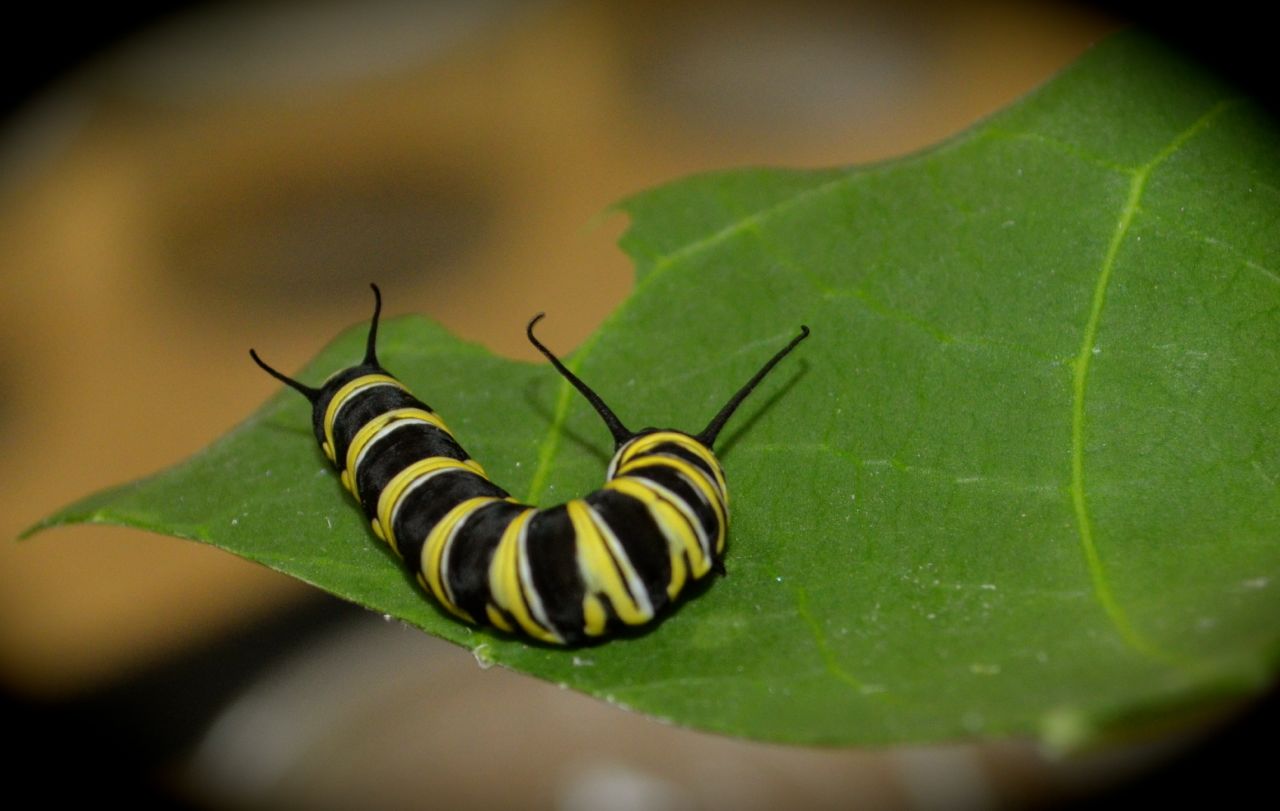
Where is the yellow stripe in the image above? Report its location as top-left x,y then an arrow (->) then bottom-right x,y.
516,515 -> 558,637
419,495 -> 502,622
568,500 -> 653,625
620,477 -> 714,577
616,431 -> 727,500
321,374 -> 405,463
618,454 -> 728,554
416,570 -> 474,623
606,477 -> 695,596
488,509 -> 561,643
375,457 -> 484,554
582,594 -> 608,637
486,605 -> 515,632
342,407 -> 451,494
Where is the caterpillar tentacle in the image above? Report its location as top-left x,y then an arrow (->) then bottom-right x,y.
250,284 -> 808,644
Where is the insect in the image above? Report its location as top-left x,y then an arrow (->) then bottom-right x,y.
250,285 -> 808,644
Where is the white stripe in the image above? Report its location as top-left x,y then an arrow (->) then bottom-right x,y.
388,464 -> 470,530
633,478 -> 715,565
585,503 -> 654,620
436,506 -> 477,607
517,515 -> 556,634
645,452 -> 725,504
333,381 -> 399,423
352,417 -> 437,478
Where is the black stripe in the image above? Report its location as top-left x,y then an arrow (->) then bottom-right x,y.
354,424 -> 473,516
586,488 -> 673,614
445,501 -> 527,621
310,366 -> 375,447
641,441 -> 722,486
391,470 -> 508,564
524,505 -> 586,640
330,387 -> 431,465
624,465 -> 721,554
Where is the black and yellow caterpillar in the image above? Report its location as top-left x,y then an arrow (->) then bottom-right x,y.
251,286 -> 808,644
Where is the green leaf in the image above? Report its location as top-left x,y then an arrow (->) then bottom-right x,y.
26,32 -> 1280,747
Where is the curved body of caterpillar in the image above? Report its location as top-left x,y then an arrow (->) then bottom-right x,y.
251,286 -> 808,644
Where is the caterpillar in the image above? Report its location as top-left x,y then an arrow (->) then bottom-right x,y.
250,285 -> 808,644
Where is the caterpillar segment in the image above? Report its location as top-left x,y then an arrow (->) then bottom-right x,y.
250,284 -> 808,644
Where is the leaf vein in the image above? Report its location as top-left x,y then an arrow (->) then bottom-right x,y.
794,586 -> 884,697
523,335 -> 601,504
1068,100 -> 1234,662
984,128 -> 1132,174
644,173 -> 857,279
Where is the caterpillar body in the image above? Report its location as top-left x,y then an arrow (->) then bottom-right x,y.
251,286 -> 808,644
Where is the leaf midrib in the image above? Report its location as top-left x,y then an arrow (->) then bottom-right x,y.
1068,99 -> 1237,665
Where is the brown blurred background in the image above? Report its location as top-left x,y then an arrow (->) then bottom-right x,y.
0,1 -> 1271,808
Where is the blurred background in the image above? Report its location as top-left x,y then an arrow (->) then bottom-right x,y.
1,1 -> 1273,808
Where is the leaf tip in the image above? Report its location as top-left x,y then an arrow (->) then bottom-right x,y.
16,519 -> 49,541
